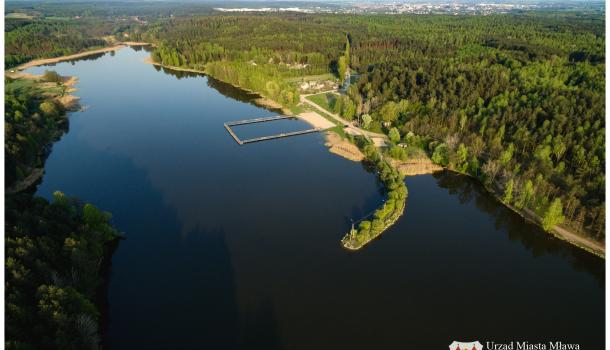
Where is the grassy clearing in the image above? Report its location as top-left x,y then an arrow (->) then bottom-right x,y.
6,13 -> 34,19
386,144 -> 429,162
6,78 -> 67,98
306,92 -> 337,114
290,104 -> 309,115
329,125 -> 347,139
284,73 -> 335,83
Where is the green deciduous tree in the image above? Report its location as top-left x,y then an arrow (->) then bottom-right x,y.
503,179 -> 514,205
389,127 -> 401,144
431,144 -> 449,167
379,101 -> 399,124
515,180 -> 534,209
361,114 -> 372,128
541,198 -> 565,231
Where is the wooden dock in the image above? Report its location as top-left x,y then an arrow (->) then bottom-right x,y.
224,123 -> 245,145
225,115 -> 293,126
241,128 -> 321,144
224,115 -> 325,145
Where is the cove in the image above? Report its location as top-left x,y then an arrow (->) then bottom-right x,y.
25,47 -> 604,349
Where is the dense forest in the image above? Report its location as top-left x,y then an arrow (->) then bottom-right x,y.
3,4 -> 604,348
6,192 -> 119,350
348,15 -> 605,240
142,13 -> 604,241
3,6 -> 603,244
5,75 -> 69,187
142,16 -> 341,106
4,12 -> 145,68
5,78 -> 120,348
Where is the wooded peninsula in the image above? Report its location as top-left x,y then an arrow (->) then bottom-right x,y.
139,13 -> 605,251
4,2 -> 605,348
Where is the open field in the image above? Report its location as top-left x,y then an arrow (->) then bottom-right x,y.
6,12 -> 34,19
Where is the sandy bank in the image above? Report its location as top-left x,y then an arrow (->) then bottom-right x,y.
324,132 -> 364,162
297,111 -> 335,130
56,95 -> 81,111
254,97 -> 291,114
11,43 -> 140,71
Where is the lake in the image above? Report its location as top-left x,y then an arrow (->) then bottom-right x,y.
26,46 -> 604,349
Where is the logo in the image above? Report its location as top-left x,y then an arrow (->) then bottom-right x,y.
449,341 -> 483,350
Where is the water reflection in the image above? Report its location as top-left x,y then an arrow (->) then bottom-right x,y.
151,63 -> 284,114
434,171 -> 604,285
25,47 -> 604,350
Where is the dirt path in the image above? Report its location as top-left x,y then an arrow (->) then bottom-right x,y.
519,208 -> 605,257
553,225 -> 605,257
300,92 -> 388,146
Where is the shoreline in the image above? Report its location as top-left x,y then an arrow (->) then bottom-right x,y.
6,168 -> 44,194
339,139 -> 408,250
142,56 -> 293,114
143,56 -> 338,130
325,132 -> 364,162
151,55 -> 603,257
9,42 -> 150,72
143,56 -> 209,75
443,168 -> 605,258
342,205 -> 405,251
10,46 -> 601,257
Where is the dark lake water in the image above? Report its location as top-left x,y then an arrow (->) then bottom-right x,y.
26,47 -> 604,349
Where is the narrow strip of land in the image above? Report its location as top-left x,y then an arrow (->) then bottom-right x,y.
7,42 -> 150,75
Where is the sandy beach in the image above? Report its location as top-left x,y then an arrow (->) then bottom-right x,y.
297,111 -> 336,130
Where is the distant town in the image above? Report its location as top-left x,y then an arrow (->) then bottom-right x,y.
215,0 -> 604,15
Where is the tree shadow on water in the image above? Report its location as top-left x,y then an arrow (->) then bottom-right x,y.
241,297 -> 283,350
433,171 -> 605,286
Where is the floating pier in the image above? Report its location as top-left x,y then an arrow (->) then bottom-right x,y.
225,115 -> 293,126
224,115 -> 324,145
